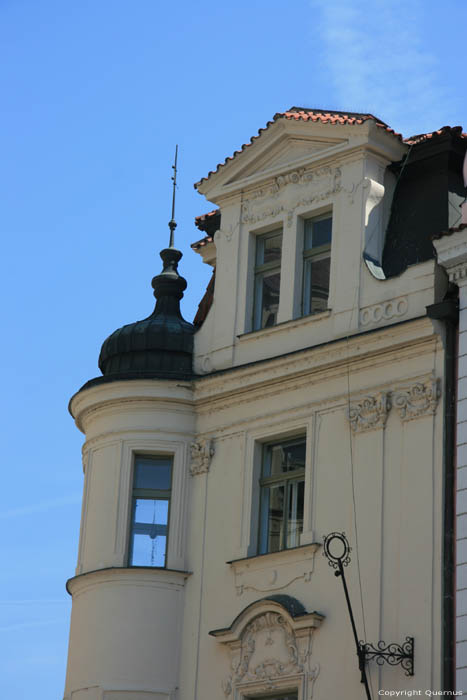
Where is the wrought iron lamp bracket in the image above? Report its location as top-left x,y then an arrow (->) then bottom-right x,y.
360,637 -> 414,677
323,532 -> 415,682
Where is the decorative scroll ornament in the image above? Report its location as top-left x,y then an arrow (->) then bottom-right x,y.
361,638 -> 414,677
210,599 -> 323,700
392,379 -> 440,421
189,439 -> 214,476
240,165 -> 341,227
347,392 -> 390,433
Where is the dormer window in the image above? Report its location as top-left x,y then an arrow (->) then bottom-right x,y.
302,214 -> 332,315
253,229 -> 282,330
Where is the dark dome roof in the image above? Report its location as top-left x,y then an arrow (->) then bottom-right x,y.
98,247 -> 194,381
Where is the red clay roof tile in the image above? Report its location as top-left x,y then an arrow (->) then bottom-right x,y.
194,107 -> 403,189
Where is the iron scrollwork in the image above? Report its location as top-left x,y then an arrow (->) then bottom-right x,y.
360,637 -> 414,676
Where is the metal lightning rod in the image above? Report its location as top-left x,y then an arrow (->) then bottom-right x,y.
168,144 -> 178,248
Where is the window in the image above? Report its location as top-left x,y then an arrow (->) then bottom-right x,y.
302,214 -> 332,315
128,455 -> 172,567
258,438 -> 305,554
253,229 -> 282,330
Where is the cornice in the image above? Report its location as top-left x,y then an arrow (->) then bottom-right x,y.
433,230 -> 467,284
66,566 -> 191,597
193,317 -> 437,411
70,379 -> 194,433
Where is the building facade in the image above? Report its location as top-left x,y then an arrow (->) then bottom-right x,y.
64,109 -> 467,699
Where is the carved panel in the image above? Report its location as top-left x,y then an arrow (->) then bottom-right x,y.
212,600 -> 323,700
392,380 -> 440,421
190,439 -> 214,475
230,544 -> 319,596
359,297 -> 408,326
240,166 -> 341,228
347,392 -> 391,433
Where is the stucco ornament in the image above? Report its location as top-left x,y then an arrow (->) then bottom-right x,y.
393,380 -> 440,421
211,599 -> 323,700
347,392 -> 391,432
359,297 -> 408,326
230,543 -> 319,596
189,439 -> 215,475
241,165 -> 341,227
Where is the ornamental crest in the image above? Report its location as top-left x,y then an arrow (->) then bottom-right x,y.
211,599 -> 323,700
190,439 -> 214,475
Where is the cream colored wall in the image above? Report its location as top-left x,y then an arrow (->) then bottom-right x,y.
193,118 -> 438,377
64,380 -> 195,700
64,116 -> 447,699
184,317 -> 444,698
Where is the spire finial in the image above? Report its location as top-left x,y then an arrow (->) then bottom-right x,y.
168,144 -> 178,248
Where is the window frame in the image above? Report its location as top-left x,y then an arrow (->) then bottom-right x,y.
253,228 -> 283,331
301,212 -> 332,317
128,453 -> 174,569
258,436 -> 306,555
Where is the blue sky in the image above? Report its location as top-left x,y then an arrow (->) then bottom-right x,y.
1,1 -> 465,697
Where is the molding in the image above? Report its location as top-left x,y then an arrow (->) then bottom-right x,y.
70,379 -> 194,433
393,379 -> 440,421
347,392 -> 391,432
66,566 -> 191,597
193,317 -> 437,411
433,231 -> 467,285
229,544 -> 320,596
240,165 -> 341,228
211,598 -> 323,700
360,297 -> 408,326
189,439 -> 215,476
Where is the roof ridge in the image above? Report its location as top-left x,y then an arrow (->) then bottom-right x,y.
194,109 -> 402,189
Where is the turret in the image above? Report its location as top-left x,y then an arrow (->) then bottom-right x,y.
63,156 -> 195,700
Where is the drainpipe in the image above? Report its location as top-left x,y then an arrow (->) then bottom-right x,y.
427,288 -> 459,691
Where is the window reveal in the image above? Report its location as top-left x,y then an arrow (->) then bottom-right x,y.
253,230 -> 282,330
302,214 -> 332,315
258,438 -> 305,554
128,455 -> 172,567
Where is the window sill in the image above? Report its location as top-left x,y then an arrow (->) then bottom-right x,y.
238,309 -> 331,342
227,543 -> 320,596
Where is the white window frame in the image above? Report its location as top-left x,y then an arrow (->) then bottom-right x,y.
238,419 -> 314,561
114,439 -> 190,571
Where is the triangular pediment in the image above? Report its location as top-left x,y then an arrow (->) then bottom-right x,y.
225,133 -> 347,186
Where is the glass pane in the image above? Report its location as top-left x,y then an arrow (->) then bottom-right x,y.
129,498 -> 169,567
304,216 -> 332,249
287,479 -> 304,548
134,456 -> 172,490
264,483 -> 285,553
263,440 -> 306,478
304,255 -> 330,315
260,270 -> 280,328
256,231 -> 282,265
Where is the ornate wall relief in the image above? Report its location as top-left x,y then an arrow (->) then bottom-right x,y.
229,544 -> 319,596
190,439 -> 215,475
210,598 -> 323,700
347,392 -> 391,433
346,379 -> 441,431
359,297 -> 408,326
392,379 -> 440,421
240,166 -> 341,228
